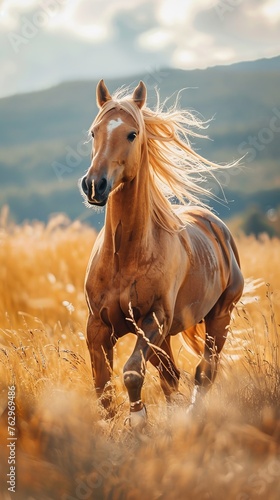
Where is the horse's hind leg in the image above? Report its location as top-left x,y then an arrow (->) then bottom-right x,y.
189,310 -> 229,410
194,312 -> 229,389
149,337 -> 180,402
192,266 -> 243,407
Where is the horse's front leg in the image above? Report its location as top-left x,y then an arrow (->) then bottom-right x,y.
87,314 -> 115,417
123,311 -> 166,430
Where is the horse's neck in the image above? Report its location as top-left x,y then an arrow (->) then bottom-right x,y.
104,162 -> 152,257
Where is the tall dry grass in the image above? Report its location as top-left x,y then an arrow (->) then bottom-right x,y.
0,215 -> 280,500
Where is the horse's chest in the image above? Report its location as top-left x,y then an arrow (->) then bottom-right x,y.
86,263 -> 158,329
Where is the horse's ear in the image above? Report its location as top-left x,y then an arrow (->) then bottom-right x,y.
132,81 -> 146,109
96,79 -> 112,108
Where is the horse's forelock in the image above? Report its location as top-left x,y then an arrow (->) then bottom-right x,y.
93,95 -> 146,140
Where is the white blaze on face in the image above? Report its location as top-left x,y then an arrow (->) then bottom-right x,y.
91,179 -> 95,200
107,118 -> 123,137
102,117 -> 124,163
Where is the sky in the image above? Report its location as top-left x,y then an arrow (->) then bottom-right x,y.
0,0 -> 280,98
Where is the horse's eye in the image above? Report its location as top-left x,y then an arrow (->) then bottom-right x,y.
127,131 -> 137,142
91,132 -> 94,138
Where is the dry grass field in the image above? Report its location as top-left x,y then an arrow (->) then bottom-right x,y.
0,212 -> 280,500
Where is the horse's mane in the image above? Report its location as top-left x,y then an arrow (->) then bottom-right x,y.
93,87 -> 237,233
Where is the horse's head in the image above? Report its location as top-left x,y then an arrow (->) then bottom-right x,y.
81,79 -> 147,206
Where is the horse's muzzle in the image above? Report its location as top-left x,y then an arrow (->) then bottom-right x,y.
80,174 -> 111,206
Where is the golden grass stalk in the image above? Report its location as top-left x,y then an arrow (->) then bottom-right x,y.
0,218 -> 280,499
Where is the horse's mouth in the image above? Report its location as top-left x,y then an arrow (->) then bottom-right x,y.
85,189 -> 110,207
87,197 -> 108,207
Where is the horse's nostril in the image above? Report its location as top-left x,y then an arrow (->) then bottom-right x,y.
81,176 -> 88,195
97,177 -> 107,195
81,175 -> 108,201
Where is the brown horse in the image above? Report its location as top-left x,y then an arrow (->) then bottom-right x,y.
80,80 -> 244,428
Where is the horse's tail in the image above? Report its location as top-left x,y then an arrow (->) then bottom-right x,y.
179,322 -> 206,358
179,278 -> 263,359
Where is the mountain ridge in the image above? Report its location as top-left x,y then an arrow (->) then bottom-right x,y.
1,55 -> 279,233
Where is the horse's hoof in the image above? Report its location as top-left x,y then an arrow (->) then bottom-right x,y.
190,385 -> 207,405
186,386 -> 207,418
124,405 -> 147,432
186,403 -> 195,417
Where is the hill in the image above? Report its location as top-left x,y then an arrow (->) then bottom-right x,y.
0,55 -> 280,233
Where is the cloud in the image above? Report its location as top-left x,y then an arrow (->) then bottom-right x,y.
139,0 -> 280,69
0,0 -> 279,98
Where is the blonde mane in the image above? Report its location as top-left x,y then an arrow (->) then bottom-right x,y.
92,87 -> 236,233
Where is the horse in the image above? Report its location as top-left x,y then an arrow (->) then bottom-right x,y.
80,79 -> 244,429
